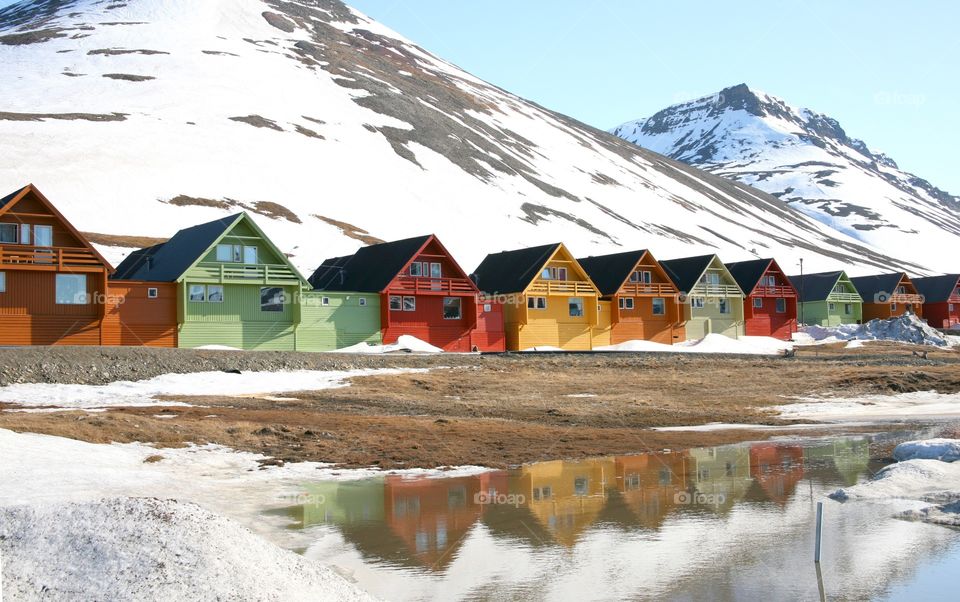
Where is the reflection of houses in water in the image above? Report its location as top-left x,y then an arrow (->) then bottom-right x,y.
609,451 -> 691,528
511,457 -> 616,547
686,445 -> 753,510
803,437 -> 871,487
290,477 -> 386,528
747,443 -> 805,505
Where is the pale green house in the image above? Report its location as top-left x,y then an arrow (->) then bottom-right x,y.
787,270 -> 863,326
661,254 -> 745,340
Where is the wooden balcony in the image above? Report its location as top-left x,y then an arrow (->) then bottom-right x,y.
689,283 -> 742,297
753,285 -> 796,297
618,282 -> 676,296
391,276 -> 476,295
527,280 -> 597,296
826,291 -> 862,303
891,293 -> 925,305
0,245 -> 105,272
192,262 -> 301,285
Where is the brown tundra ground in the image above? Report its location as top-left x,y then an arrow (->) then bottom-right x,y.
1,343 -> 958,468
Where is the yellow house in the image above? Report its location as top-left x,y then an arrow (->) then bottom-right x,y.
472,243 -> 609,350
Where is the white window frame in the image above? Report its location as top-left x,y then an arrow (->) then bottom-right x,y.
891,302 -> 897,311
430,263 -> 442,278
34,225 -> 53,247
691,297 -> 705,309
702,272 -> 721,285
389,295 -> 402,311
776,298 -> 786,313
0,271 -> 5,293
359,297 -> 367,307
0,223 -> 17,244
652,297 -> 666,316
844,303 -> 853,315
950,303 -> 955,312
147,287 -> 158,299
19,224 -> 30,246
541,267 -> 567,281
260,287 -> 285,312
619,297 -> 634,310
568,297 -> 584,317
527,296 -> 546,310
207,285 -> 224,303
753,297 -> 763,309
828,302 -> 836,311
243,246 -> 258,265
718,299 -> 730,314
483,303 -> 492,312
409,262 -> 424,277
443,297 -> 462,320
321,296 -> 330,306
55,274 -> 87,305
403,296 -> 416,312
189,284 -> 206,302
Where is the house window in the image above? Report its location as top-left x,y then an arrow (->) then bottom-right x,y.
844,303 -> 853,315
753,297 -> 763,308
569,297 -> 584,317
828,302 -> 836,311
207,285 -> 224,303
260,287 -> 285,312
541,486 -> 552,499
19,224 -> 30,245
541,267 -> 567,280
431,263 -> 442,278
321,296 -> 330,306
483,303 -> 492,312
389,295 -> 403,311
619,297 -> 635,310
527,296 -> 546,309
625,474 -> 641,490
189,284 -> 206,302
776,298 -> 786,313
891,302 -> 897,311
359,297 -> 367,306
702,272 -> 721,285
409,262 -> 424,277
691,297 -> 705,309
34,225 -> 53,247
765,275 -> 777,287
0,224 -> 17,243
403,296 -> 416,311
243,246 -> 258,265
950,303 -> 955,312
55,274 -> 87,305
629,270 -> 652,283
896,286 -> 906,295
574,477 -> 588,496
0,272 -> 5,293
216,244 -> 238,262
443,297 -> 462,320
719,299 -> 730,314
147,287 -> 159,299
652,297 -> 666,315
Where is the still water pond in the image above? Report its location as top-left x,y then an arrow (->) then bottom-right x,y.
268,435 -> 960,601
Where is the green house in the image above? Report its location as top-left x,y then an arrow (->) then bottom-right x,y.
113,213 -> 380,350
787,270 -> 863,326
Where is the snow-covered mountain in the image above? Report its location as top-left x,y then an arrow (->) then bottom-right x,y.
612,84 -> 960,273
0,2 -> 928,276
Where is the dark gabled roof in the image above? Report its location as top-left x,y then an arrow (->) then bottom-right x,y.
913,274 -> 960,303
471,243 -> 561,294
660,254 -> 715,292
576,250 -> 650,296
786,271 -> 847,302
309,235 -> 431,293
111,214 -> 241,282
849,273 -> 906,302
726,258 -> 773,295
0,185 -> 28,212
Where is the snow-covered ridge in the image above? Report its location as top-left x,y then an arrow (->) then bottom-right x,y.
612,84 -> 960,273
0,1 -> 921,275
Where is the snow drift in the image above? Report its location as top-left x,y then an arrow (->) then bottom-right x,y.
799,314 -> 953,347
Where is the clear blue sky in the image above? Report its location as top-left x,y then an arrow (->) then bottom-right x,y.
4,0 -> 957,191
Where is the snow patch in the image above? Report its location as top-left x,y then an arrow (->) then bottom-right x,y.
596,334 -> 792,356
778,391 -> 960,421
893,439 -> 960,463
799,315 -> 952,347
332,335 -> 443,354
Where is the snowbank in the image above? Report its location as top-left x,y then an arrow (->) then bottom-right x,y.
332,335 -> 444,354
0,497 -> 374,601
893,439 -> 960,463
830,459 -> 960,502
596,334 -> 793,356
799,314 -> 952,347
777,391 -> 960,421
0,368 -> 426,411
900,500 -> 960,527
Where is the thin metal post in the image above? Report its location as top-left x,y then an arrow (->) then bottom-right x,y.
814,501 -> 823,563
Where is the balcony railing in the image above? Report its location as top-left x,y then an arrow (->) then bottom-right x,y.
192,262 -> 301,284
619,282 -> 676,296
753,285 -> 796,297
826,291 -> 862,303
391,276 -> 477,295
527,280 -> 597,296
891,293 -> 925,305
0,245 -> 104,270
689,283 -> 742,297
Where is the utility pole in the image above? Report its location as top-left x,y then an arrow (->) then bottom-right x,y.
799,258 -> 805,326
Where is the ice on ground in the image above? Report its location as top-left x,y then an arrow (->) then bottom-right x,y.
777,391 -> 960,421
333,335 -> 444,354
194,344 -> 243,351
596,334 -> 792,356
652,422 -> 863,432
799,314 -> 952,347
0,497 -> 374,601
830,458 -> 960,503
893,439 -> 960,463
900,500 -> 960,527
0,368 -> 427,411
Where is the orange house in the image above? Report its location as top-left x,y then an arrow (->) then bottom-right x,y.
0,184 -> 113,346
850,272 -> 924,321
578,249 -> 684,344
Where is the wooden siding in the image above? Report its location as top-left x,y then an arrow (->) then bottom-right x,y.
744,295 -> 797,340
798,300 -> 862,326
923,302 -> 960,329
682,296 -> 745,339
179,321 -> 296,350
471,299 -> 505,352
298,291 -> 382,352
103,282 -> 177,347
0,270 -> 104,345
178,282 -> 298,349
382,294 -> 477,351
504,292 -> 600,351
0,315 -> 101,346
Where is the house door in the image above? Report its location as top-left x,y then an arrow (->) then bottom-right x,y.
34,225 -> 54,264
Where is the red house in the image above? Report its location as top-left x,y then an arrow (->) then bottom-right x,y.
309,234 -> 505,351
913,274 -> 960,329
726,258 -> 798,340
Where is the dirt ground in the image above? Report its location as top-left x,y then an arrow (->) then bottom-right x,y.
2,343 -> 958,468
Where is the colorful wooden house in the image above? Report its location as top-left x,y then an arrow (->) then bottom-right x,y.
660,254 -> 745,340
112,213 -> 311,350
787,271 -> 863,326
746,443 -> 805,506
913,274 -> 960,329
577,250 -> 684,345
850,272 -> 925,321
613,451 -> 690,529
726,258 -> 798,340
472,243 -> 606,351
0,184 -> 114,346
310,235 -> 504,352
